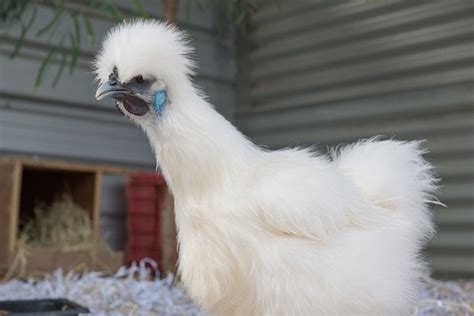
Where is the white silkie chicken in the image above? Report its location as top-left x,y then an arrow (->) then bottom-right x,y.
94,20 -> 438,315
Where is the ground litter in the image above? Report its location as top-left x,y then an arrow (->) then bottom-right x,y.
0,260 -> 472,315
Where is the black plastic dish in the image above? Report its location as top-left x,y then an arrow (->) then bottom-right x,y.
0,298 -> 89,316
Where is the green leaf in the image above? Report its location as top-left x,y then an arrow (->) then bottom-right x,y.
82,14 -> 94,47
71,12 -> 81,46
103,1 -> 125,22
9,25 -> 27,58
0,0 -> 29,25
131,0 -> 149,18
35,46 -> 57,87
10,7 -> 37,59
52,51 -> 67,87
98,1 -> 109,13
68,32 -> 79,74
235,7 -> 247,27
52,35 -> 67,87
25,6 -> 37,30
36,8 -> 63,37
67,11 -> 81,74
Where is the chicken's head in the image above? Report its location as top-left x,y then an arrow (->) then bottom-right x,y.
94,19 -> 195,123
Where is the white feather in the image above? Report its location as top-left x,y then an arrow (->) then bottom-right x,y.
95,20 -> 438,316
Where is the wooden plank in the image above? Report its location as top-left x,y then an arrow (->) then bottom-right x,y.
159,191 -> 178,274
0,155 -> 140,175
15,247 -> 123,277
93,171 -> 102,238
0,162 -> 20,268
8,163 -> 21,256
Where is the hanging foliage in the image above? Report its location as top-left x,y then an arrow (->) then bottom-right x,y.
0,0 -> 136,87
0,0 -> 29,26
0,0 -> 284,88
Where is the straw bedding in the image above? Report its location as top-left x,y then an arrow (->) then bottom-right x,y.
18,194 -> 94,250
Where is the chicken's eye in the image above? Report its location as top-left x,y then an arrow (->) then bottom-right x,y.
135,75 -> 145,84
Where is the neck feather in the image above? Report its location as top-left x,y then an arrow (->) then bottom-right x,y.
143,86 -> 259,200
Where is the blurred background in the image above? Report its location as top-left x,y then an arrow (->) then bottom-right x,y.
0,0 -> 472,280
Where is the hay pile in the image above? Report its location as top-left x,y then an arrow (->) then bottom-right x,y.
18,194 -> 95,250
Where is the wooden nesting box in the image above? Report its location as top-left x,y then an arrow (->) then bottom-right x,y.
0,155 -> 134,277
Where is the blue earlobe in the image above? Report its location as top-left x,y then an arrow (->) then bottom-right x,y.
154,90 -> 167,114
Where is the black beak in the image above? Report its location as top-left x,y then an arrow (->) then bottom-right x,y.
95,79 -> 128,100
96,76 -> 151,117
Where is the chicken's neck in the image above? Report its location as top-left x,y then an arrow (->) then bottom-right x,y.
144,89 -> 259,201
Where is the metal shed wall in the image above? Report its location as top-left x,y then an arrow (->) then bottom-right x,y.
237,0 -> 474,276
0,1 -> 236,168
0,1 -> 236,251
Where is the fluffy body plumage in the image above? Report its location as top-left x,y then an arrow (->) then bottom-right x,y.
95,20 -> 437,315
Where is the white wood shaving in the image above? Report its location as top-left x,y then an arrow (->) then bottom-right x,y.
0,259 -> 206,316
0,260 -> 472,315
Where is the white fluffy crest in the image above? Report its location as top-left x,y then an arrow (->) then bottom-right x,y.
95,20 -> 438,316
94,19 -> 195,86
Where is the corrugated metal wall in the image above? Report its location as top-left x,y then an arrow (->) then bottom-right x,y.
0,0 -> 236,167
0,1 -> 236,250
237,0 -> 474,276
